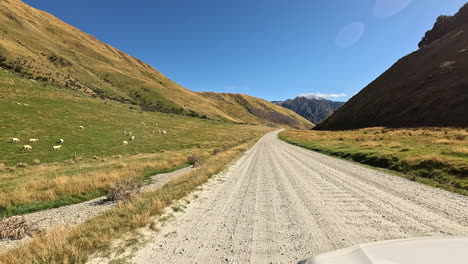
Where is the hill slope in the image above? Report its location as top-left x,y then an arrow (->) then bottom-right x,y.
0,0 -> 311,129
273,96 -> 344,124
315,3 -> 468,130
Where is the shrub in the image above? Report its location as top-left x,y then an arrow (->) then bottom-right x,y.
187,154 -> 202,167
0,216 -> 39,240
106,179 -> 143,202
32,159 -> 40,165
453,133 -> 467,141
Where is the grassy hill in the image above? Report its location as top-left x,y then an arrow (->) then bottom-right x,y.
0,0 -> 311,128
0,69 -> 273,217
315,3 -> 468,130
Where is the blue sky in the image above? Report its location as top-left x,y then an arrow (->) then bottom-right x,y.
24,0 -> 466,101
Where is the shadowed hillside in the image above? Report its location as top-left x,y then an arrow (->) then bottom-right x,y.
0,0 -> 311,129
315,3 -> 468,130
273,96 -> 344,124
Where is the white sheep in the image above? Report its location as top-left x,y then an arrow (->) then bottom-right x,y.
58,139 -> 64,144
128,132 -> 132,136
29,139 -> 39,143
151,131 -> 155,134
130,136 -> 135,141
23,145 -> 32,151
162,130 -> 167,135
23,104 -> 29,107
79,126 -> 84,130
123,130 -> 127,135
11,138 -> 20,143
52,145 -> 62,151
122,141 -> 129,145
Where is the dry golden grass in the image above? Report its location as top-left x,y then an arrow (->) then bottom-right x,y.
279,127 -> 468,195
0,134 -> 261,264
0,152 -> 186,208
451,146 -> 468,155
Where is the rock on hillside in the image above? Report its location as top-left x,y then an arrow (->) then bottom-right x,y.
315,3 -> 468,130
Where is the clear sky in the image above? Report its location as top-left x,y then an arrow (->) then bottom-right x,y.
24,0 -> 466,101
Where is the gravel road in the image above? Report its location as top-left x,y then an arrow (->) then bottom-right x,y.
124,130 -> 468,264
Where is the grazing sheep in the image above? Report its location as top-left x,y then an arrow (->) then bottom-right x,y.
58,139 -> 64,144
29,139 -> 39,143
130,136 -> 135,141
11,138 -> 20,143
79,126 -> 84,130
128,132 -> 132,136
16,102 -> 22,105
151,131 -> 155,134
23,104 -> 29,107
123,130 -> 127,135
162,130 -> 167,135
52,145 -> 62,151
22,145 -> 32,151
122,141 -> 129,145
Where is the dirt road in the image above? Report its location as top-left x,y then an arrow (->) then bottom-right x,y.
128,130 -> 468,263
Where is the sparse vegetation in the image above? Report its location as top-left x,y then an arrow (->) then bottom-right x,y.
187,154 -> 202,168
0,216 -> 39,240
280,127 -> 468,195
106,179 -> 143,202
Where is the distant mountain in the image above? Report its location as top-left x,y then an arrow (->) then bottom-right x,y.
0,0 -> 312,129
315,3 -> 468,130
273,96 -> 344,124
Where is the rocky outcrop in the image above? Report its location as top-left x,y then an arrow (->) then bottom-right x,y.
419,3 -> 468,48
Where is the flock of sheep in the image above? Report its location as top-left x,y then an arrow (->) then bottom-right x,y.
9,121 -> 171,156
121,122 -> 169,145
10,127 -> 84,152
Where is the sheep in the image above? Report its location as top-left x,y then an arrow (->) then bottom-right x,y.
151,131 -> 155,134
130,136 -> 135,141
128,132 -> 132,136
79,126 -> 84,130
23,104 -> 29,107
123,130 -> 127,135
11,138 -> 20,143
162,130 -> 167,135
22,145 -> 32,151
122,141 -> 129,145
57,139 -> 64,144
29,139 -> 39,143
52,145 -> 62,151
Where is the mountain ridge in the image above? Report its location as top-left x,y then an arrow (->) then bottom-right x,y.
273,96 -> 344,124
315,3 -> 468,130
0,0 -> 312,129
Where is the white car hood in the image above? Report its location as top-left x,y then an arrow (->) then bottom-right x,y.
303,237 -> 468,264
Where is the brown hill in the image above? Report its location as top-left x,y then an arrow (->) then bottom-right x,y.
315,3 -> 468,130
0,0 -> 311,129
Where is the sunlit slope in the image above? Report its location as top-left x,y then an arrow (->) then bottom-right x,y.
315,4 -> 468,130
0,70 -> 268,166
0,0 -> 311,128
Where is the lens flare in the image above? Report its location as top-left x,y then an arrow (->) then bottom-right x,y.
335,22 -> 365,48
373,0 -> 413,19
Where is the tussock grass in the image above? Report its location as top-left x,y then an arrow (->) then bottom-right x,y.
0,134 -> 260,264
280,127 -> 468,195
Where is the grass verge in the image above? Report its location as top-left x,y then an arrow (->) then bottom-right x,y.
0,133 -> 262,263
279,127 -> 468,196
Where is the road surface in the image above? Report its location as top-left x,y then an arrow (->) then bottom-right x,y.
125,130 -> 468,263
